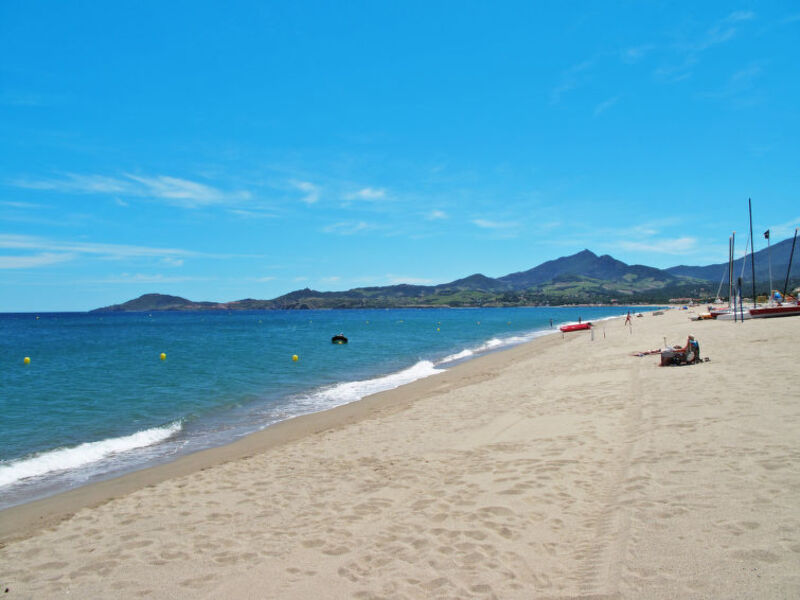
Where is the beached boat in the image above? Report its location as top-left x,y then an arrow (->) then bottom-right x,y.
715,310 -> 752,321
559,323 -> 592,332
749,303 -> 800,318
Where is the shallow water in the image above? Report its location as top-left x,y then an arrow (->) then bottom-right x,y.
0,306 -> 650,507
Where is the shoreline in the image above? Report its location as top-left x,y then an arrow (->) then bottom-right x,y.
3,307 -> 799,597
1,307 -> 647,535
0,317 -> 572,543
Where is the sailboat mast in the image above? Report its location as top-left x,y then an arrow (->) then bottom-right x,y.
730,232 -> 735,309
748,198 -> 757,308
767,232 -> 773,301
783,227 -> 798,298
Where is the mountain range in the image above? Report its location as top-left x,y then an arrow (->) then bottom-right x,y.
92,237 -> 800,312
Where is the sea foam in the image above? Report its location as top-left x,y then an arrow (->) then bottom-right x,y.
0,421 -> 182,488
289,360 -> 442,415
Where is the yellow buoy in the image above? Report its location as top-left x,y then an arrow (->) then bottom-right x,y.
292,354 -> 299,362
23,356 -> 31,365
160,353 -> 166,361
436,327 -> 440,332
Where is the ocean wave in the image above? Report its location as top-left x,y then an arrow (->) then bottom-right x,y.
438,330 -> 550,365
291,360 -> 442,414
0,421 -> 182,488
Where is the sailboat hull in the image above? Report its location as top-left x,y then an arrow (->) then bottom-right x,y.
749,305 -> 800,318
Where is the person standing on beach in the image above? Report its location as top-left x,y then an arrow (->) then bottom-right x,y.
624,311 -> 632,326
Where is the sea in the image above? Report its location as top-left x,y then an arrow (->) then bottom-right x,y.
0,306 -> 654,509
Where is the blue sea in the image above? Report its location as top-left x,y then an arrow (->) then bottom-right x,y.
0,306 -> 651,509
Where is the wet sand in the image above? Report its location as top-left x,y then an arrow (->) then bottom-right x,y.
2,308 -> 799,598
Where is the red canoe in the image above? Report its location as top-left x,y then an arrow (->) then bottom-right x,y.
559,322 -> 592,332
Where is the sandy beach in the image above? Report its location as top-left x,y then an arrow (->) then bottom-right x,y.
1,308 -> 799,598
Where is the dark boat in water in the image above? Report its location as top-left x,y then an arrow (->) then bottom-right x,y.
331,334 -> 348,344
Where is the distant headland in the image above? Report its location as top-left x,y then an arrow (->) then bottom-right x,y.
92,242 -> 800,312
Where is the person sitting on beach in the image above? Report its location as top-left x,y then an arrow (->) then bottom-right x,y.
660,335 -> 699,366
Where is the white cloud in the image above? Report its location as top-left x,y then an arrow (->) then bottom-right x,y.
292,180 -> 320,204
426,210 -> 448,220
0,234 -> 254,271
656,11 -> 755,84
228,208 -> 276,219
594,96 -> 619,117
618,236 -> 698,254
0,200 -> 46,209
9,173 -> 251,209
323,221 -> 373,235
766,218 -> 800,241
345,187 -> 386,201
0,252 -> 75,269
97,273 -> 211,284
321,276 -> 341,283
472,219 -> 515,229
551,59 -> 595,105
0,234 -> 196,259
620,44 -> 655,64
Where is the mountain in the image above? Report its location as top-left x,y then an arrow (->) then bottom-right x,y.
94,293 -> 217,312
498,249 -> 679,288
667,236 -> 800,289
92,248 -> 700,312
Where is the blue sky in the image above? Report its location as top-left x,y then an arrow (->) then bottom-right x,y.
1,1 -> 799,311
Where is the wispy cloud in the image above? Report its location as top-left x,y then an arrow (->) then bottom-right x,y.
292,180 -> 320,204
93,273 -> 213,284
345,187 -> 386,201
766,218 -> 800,240
0,234 -> 198,259
594,96 -> 620,117
0,200 -> 47,209
0,233 -> 253,270
689,11 -> 754,53
323,221 -> 373,235
126,174 -> 249,207
0,252 -> 75,269
700,62 -> 765,107
228,208 -> 276,219
472,219 -> 515,230
426,209 -> 448,220
620,44 -> 655,64
9,173 -> 251,209
618,236 -> 698,254
656,11 -> 755,84
550,59 -> 595,104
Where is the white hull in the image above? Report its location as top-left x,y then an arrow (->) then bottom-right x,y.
715,311 -> 752,321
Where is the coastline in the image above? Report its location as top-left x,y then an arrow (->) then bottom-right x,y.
0,318 -> 568,543
3,307 -> 798,598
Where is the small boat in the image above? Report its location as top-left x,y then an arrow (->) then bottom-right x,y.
559,322 -> 592,332
331,334 -> 348,344
715,310 -> 752,321
748,303 -> 800,318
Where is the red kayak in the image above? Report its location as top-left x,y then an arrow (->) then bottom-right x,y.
560,322 -> 592,332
